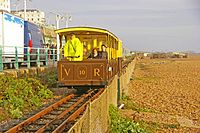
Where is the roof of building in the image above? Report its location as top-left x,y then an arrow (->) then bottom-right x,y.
12,9 -> 42,12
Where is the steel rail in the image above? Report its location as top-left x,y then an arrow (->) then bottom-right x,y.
6,94 -> 75,133
52,88 -> 104,133
35,89 -> 97,133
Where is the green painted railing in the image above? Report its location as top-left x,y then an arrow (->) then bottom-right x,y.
0,46 -> 58,71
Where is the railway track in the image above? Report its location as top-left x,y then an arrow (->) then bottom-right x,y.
4,88 -> 104,133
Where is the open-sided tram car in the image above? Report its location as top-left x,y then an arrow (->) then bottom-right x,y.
55,27 -> 123,87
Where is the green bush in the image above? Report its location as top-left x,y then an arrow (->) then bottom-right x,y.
36,68 -> 58,88
109,105 -> 151,133
0,75 -> 53,119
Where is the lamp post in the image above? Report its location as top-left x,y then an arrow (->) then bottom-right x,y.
49,12 -> 72,61
48,12 -> 62,61
56,14 -> 61,61
65,14 -> 72,28
16,0 -> 31,20
24,0 -> 27,20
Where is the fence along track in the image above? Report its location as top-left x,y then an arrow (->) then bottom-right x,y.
5,88 -> 104,133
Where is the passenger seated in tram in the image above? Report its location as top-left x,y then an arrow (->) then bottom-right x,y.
64,33 -> 83,61
99,44 -> 108,59
83,45 -> 89,59
87,48 -> 101,59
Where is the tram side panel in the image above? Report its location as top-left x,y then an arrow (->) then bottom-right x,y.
58,59 -> 109,86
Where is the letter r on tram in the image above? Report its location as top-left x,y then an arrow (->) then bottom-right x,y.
94,68 -> 100,77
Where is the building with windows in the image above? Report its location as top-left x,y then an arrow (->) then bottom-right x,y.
0,0 -> 11,12
12,9 -> 45,25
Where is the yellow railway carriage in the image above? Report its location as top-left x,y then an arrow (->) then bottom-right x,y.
55,27 -> 123,87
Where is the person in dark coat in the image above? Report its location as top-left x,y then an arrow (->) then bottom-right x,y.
100,44 -> 108,59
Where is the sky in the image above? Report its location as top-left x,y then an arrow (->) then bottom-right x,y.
11,0 -> 200,52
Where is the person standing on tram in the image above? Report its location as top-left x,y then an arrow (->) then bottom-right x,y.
64,33 -> 83,61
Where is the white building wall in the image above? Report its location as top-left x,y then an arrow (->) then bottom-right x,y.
12,9 -> 45,25
0,0 -> 11,12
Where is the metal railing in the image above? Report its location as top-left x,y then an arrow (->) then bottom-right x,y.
0,46 -> 58,71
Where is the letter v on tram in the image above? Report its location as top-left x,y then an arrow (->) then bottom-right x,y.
56,27 -> 123,87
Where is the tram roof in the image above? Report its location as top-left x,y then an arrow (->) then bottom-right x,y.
55,27 -> 119,41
